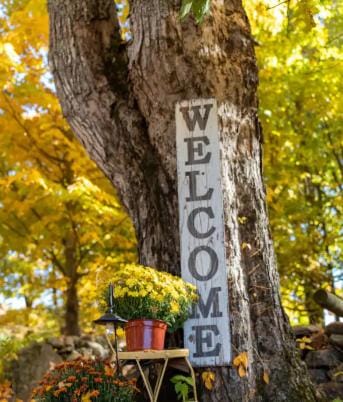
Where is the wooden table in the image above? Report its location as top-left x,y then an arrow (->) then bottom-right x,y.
118,349 -> 198,402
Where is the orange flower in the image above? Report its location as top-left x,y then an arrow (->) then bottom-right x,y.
67,376 -> 77,382
0,380 -> 13,399
74,388 -> 82,396
104,366 -> 115,377
88,371 -> 101,376
54,387 -> 67,396
37,388 -> 45,396
94,377 -> 103,383
89,390 -> 100,397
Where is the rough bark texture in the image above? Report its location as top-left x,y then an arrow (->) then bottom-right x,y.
61,212 -> 82,336
48,0 -> 319,400
64,279 -> 80,336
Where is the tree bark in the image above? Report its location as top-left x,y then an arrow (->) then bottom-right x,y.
48,0 -> 318,400
61,216 -> 81,336
63,278 -> 80,336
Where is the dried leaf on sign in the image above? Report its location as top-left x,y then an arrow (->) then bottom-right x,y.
201,371 -> 215,390
263,371 -> 269,384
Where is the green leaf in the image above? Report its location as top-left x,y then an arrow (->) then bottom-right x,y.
192,0 -> 211,23
175,382 -> 189,399
171,374 -> 194,386
180,0 -> 211,23
180,0 -> 193,20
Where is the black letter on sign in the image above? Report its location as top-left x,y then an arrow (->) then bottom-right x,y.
192,325 -> 221,358
190,287 -> 223,319
189,246 -> 218,281
187,207 -> 215,239
184,136 -> 211,165
185,171 -> 213,202
180,104 -> 213,131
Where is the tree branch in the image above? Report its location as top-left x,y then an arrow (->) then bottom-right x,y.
48,249 -> 68,277
1,92 -> 66,165
48,0 -> 148,212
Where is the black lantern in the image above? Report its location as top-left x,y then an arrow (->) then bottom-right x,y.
93,283 -> 127,373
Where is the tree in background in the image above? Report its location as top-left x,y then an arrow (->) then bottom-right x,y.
245,0 -> 343,324
0,0 -> 136,336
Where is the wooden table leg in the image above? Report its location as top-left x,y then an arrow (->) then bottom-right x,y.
132,355 -> 197,402
136,359 -> 154,402
153,358 -> 169,401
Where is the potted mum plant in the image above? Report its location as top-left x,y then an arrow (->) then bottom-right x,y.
31,357 -> 137,402
99,264 -> 197,351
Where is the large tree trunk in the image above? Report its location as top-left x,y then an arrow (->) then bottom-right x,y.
48,0 -> 318,400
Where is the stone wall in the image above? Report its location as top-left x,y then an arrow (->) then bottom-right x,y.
294,322 -> 343,400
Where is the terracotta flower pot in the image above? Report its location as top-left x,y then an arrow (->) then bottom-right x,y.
124,319 -> 167,351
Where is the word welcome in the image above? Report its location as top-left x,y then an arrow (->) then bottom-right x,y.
176,99 -> 231,367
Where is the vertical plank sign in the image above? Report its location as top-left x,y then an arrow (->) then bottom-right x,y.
176,98 -> 231,367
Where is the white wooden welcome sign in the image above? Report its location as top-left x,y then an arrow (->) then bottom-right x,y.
176,98 -> 231,367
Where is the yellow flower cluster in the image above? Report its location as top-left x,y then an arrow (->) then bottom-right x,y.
97,263 -> 197,330
102,264 -> 196,306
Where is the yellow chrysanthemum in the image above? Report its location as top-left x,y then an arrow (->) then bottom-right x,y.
97,263 -> 197,330
170,302 -> 180,313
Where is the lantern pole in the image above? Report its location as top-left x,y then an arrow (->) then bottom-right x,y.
93,283 -> 127,375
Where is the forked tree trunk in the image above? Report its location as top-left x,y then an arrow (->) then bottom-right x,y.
48,0 -> 318,400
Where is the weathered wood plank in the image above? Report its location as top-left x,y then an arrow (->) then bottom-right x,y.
176,98 -> 231,367
118,349 -> 189,360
